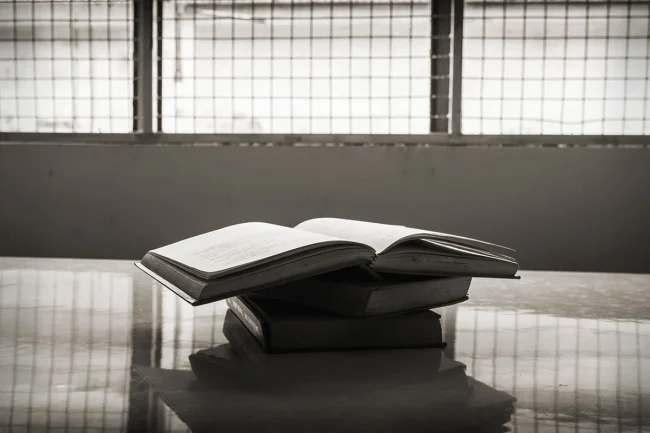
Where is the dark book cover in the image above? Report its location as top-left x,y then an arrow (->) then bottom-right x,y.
255,266 -> 472,317
197,310 -> 465,390
226,294 -> 445,353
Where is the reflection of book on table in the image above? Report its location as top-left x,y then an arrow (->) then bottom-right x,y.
133,306 -> 516,432
134,361 -> 516,433
136,217 -> 518,306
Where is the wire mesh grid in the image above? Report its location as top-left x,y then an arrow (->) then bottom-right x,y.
0,0 -> 134,133
1,0 -> 649,138
157,0 -> 434,134
0,267 -> 133,432
463,0 -> 650,135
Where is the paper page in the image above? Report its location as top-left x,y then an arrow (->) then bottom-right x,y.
422,239 -> 517,263
151,222 -> 350,276
295,219 -> 425,253
295,218 -> 513,254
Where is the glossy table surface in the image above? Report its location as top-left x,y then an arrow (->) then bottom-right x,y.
0,257 -> 648,432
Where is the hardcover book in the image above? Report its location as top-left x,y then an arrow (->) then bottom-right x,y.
257,265 -> 472,316
136,218 -> 517,305
224,296 -> 446,352
195,308 -> 466,390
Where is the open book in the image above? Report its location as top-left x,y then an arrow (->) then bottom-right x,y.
136,218 -> 518,305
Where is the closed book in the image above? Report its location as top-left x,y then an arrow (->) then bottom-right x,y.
190,311 -> 466,389
257,265 -> 472,317
225,294 -> 445,353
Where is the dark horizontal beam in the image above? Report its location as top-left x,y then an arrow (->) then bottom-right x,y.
0,133 -> 649,147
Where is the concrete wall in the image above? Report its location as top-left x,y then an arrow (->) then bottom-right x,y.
1,144 -> 649,273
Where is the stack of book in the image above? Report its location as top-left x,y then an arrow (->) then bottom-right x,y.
136,217 -> 518,351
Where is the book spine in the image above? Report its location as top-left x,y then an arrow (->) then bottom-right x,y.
226,297 -> 267,349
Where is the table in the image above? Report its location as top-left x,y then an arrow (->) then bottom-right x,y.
0,257 -> 648,432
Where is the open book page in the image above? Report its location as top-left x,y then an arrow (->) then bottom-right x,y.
422,239 -> 517,263
151,222 -> 361,276
295,218 -> 513,254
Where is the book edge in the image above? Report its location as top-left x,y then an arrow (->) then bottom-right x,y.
135,262 -> 200,305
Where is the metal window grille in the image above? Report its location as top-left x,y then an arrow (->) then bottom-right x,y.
463,0 -> 650,135
0,0 -> 134,133
0,0 -> 649,143
157,0 -> 433,134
